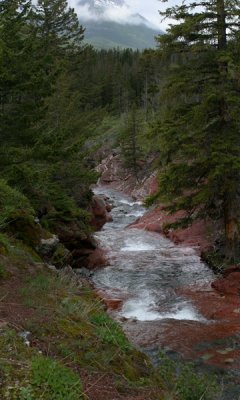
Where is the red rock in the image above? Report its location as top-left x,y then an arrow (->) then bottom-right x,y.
96,153 -> 159,200
145,223 -> 163,233
87,248 -> 108,269
223,264 -> 240,278
212,272 -> 240,296
96,289 -> 125,311
106,203 -> 112,212
104,298 -> 123,311
91,195 -> 107,217
90,195 -> 112,230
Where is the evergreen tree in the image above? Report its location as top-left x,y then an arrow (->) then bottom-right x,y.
120,105 -> 144,178
33,0 -> 85,56
153,0 -> 240,260
0,0 -> 40,145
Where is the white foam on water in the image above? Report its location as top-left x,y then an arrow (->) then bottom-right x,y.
121,241 -> 156,252
127,210 -> 145,218
119,199 -> 143,206
121,297 -> 161,321
160,305 -> 203,321
121,298 -> 204,322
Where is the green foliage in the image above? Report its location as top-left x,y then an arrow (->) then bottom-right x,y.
30,356 -> 84,400
119,107 -> 146,177
0,232 -> 13,254
152,0 -> 240,260
0,179 -> 34,227
90,313 -> 133,351
157,353 -> 220,400
0,264 -> 8,279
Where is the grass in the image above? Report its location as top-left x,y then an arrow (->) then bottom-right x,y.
156,353 -> 220,400
0,263 -> 222,400
0,330 -> 85,400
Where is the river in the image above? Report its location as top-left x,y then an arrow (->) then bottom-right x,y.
91,186 -> 240,399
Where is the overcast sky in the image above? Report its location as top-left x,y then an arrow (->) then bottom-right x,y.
67,0 -> 173,30
127,0 -> 166,28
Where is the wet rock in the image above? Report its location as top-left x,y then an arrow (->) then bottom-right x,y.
87,248 -> 108,269
90,194 -> 112,230
75,267 -> 94,278
104,298 -> 123,311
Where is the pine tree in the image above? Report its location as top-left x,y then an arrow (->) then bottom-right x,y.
0,0 -> 38,145
153,0 -> 240,260
33,0 -> 85,57
120,105 -> 144,178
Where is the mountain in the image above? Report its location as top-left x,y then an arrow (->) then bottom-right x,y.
83,20 -> 161,50
77,0 -> 163,50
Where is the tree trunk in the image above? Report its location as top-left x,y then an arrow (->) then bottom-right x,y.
224,190 -> 240,262
217,0 -> 227,50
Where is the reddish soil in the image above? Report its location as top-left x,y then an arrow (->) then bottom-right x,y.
81,370 -> 150,400
0,276 -> 35,330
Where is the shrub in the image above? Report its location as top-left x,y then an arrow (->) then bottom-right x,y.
0,179 -> 34,228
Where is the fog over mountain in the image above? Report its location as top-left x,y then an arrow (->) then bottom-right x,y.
68,0 -> 162,28
67,0 -> 163,50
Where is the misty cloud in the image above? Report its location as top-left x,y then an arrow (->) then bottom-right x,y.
67,0 -> 159,28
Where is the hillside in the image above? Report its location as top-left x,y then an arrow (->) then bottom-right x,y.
83,20 -> 160,50
78,0 -> 163,49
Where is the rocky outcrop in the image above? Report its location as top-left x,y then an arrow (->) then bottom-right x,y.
96,153 -> 158,200
90,194 -> 112,230
50,219 -> 98,269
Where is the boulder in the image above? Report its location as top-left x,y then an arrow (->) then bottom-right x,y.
90,194 -> 112,230
39,235 -> 59,256
87,248 -> 108,269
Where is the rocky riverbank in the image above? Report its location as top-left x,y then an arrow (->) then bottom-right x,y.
96,152 -> 238,299
90,186 -> 240,400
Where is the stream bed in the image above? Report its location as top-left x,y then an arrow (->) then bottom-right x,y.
91,186 -> 240,399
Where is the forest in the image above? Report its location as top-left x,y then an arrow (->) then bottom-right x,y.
0,0 -> 240,399
1,0 -> 240,263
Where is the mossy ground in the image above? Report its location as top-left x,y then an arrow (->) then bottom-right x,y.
0,241 -> 220,400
